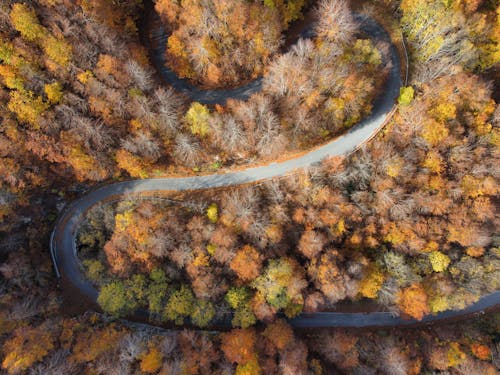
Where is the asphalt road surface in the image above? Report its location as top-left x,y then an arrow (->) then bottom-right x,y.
51,15 -> 500,328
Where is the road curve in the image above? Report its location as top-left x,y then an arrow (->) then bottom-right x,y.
143,1 -> 327,105
51,16 -> 500,328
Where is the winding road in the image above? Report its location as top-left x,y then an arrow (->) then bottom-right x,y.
142,0 -> 315,104
51,12 -> 500,328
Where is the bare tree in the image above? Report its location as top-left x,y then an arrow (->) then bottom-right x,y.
119,333 -> 146,364
125,60 -> 153,92
154,87 -> 183,136
160,333 -> 178,356
210,113 -> 248,156
315,0 -> 357,45
122,133 -> 161,162
70,116 -> 113,152
173,134 -> 202,167
29,350 -> 78,375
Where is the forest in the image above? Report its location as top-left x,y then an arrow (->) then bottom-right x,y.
0,0 -> 498,373
79,71 -> 499,327
155,0 -> 306,88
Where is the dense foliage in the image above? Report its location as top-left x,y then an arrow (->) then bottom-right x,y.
0,0 -> 498,373
81,71 -> 499,326
155,0 -> 305,88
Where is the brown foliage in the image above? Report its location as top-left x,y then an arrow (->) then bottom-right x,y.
230,245 -> 263,281
220,328 -> 257,365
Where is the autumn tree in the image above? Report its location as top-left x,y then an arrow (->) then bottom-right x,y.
358,263 -> 385,299
226,286 -> 257,328
10,4 -> 46,41
314,0 -> 356,44
97,276 -> 146,317
2,324 -> 55,374
252,257 -> 306,317
220,328 -> 258,366
71,325 -> 125,363
191,299 -> 216,328
298,229 -> 327,259
397,283 -> 430,320
7,89 -> 48,128
400,0 -> 500,81
163,285 -> 195,324
156,0 -> 289,87
184,102 -> 211,137
140,346 -> 163,373
230,245 -> 263,281
262,319 -> 294,350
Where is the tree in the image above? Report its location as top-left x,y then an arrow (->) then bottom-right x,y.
2,325 -> 55,374
126,60 -> 152,92
252,257 -> 306,314
399,0 -> 500,81
398,86 -> 414,106
298,229 -> 327,259
163,285 -> 195,324
429,251 -> 451,272
308,251 -> 346,303
314,0 -> 356,44
232,306 -> 257,328
184,102 -> 211,137
225,287 -> 257,328
359,264 -> 385,299
173,134 -> 201,167
42,35 -> 72,67
226,287 -> 252,310
236,359 -> 262,375
397,283 -> 430,320
10,4 -> 46,41
121,133 -> 161,162
157,0 -> 285,87
82,259 -> 105,283
44,82 -> 63,104
220,328 -> 258,365
71,326 -> 125,363
116,149 -> 149,178
230,245 -> 263,281
147,269 -> 170,315
8,89 -> 48,128
262,319 -> 294,350
470,343 -> 491,361
206,203 -> 218,223
191,299 -> 215,328
97,280 -> 140,317
140,346 -> 163,373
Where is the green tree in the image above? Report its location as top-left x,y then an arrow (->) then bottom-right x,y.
163,285 -> 195,324
225,287 -> 252,309
232,306 -> 257,328
97,280 -> 138,317
0,41 -> 15,64
252,258 -> 305,311
190,299 -> 215,327
147,269 -> 170,315
83,259 -> 105,283
127,274 -> 147,304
